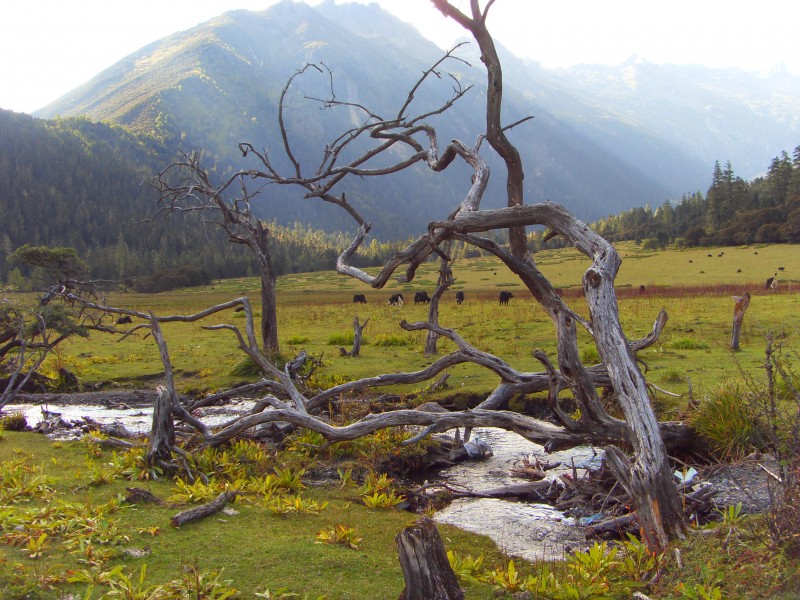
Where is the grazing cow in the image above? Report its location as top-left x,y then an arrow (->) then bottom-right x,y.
639,285 -> 646,294
388,293 -> 404,306
414,291 -> 431,304
455,291 -> 465,305
499,291 -> 514,305
766,276 -> 777,291
116,315 -> 133,325
353,294 -> 367,304
778,266 -> 785,271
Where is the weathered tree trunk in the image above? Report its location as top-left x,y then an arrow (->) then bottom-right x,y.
396,517 -> 464,600
730,292 -> 751,351
147,316 -> 176,467
254,220 -> 280,355
351,316 -> 369,357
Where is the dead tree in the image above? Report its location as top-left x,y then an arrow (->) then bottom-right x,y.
731,291 -> 751,351
147,315 -> 177,467
153,154 -> 280,355
140,0 -> 687,550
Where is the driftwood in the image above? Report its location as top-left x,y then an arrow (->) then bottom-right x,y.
585,513 -> 639,537
171,490 -> 238,527
730,292 -> 751,351
396,517 -> 464,600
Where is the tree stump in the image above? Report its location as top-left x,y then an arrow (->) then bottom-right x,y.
351,316 -> 369,357
731,292 -> 751,351
396,517 -> 464,600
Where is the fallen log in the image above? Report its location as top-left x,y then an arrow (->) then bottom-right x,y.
170,490 -> 238,527
585,513 -> 638,537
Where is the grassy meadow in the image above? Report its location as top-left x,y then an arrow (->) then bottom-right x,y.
2,242 -> 800,598
42,241 -> 800,412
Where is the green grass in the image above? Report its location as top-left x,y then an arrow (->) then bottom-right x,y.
0,431 -> 511,599
13,242 -> 798,410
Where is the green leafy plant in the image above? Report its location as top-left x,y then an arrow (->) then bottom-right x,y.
267,495 -> 327,515
25,532 -> 48,558
446,550 -> 485,584
486,560 -> 525,592
360,490 -> 406,509
168,478 -> 220,504
315,524 -> 362,550
358,471 -> 394,495
336,467 -> 353,489
162,564 -> 238,599
719,502 -> 744,526
272,466 -> 305,493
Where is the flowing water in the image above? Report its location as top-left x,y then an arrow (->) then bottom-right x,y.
5,403 -> 601,562
432,427 -> 603,562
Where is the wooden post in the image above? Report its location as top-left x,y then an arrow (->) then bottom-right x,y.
396,517 -> 463,600
351,316 -> 369,357
731,292 -> 751,351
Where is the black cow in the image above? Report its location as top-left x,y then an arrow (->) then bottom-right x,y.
414,291 -> 431,304
116,315 -> 133,325
353,294 -> 367,304
389,293 -> 404,306
766,276 -> 777,290
455,291 -> 465,305
499,291 -> 514,305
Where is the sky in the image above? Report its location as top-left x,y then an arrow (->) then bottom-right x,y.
0,0 -> 797,114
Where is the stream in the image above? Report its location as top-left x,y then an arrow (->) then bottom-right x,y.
432,427 -> 603,562
5,402 -> 603,562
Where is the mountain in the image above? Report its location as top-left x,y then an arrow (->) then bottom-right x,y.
28,1 -> 800,239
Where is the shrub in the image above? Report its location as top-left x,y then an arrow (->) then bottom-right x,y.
690,381 -> 763,459
0,411 -> 27,431
327,331 -> 355,345
671,337 -> 710,350
372,334 -> 409,347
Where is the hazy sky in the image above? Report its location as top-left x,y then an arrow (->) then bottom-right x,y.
1,0 -> 796,114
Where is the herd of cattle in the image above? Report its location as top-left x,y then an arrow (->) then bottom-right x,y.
352,290 -> 515,305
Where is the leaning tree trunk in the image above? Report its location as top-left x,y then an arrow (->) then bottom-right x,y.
731,292 -> 751,351
396,518 -> 464,600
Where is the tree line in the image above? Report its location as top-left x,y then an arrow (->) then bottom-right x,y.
0,110 -> 408,291
589,146 -> 800,248
2,106 -> 799,292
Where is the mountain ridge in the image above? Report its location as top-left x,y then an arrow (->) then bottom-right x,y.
26,1 -> 800,237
